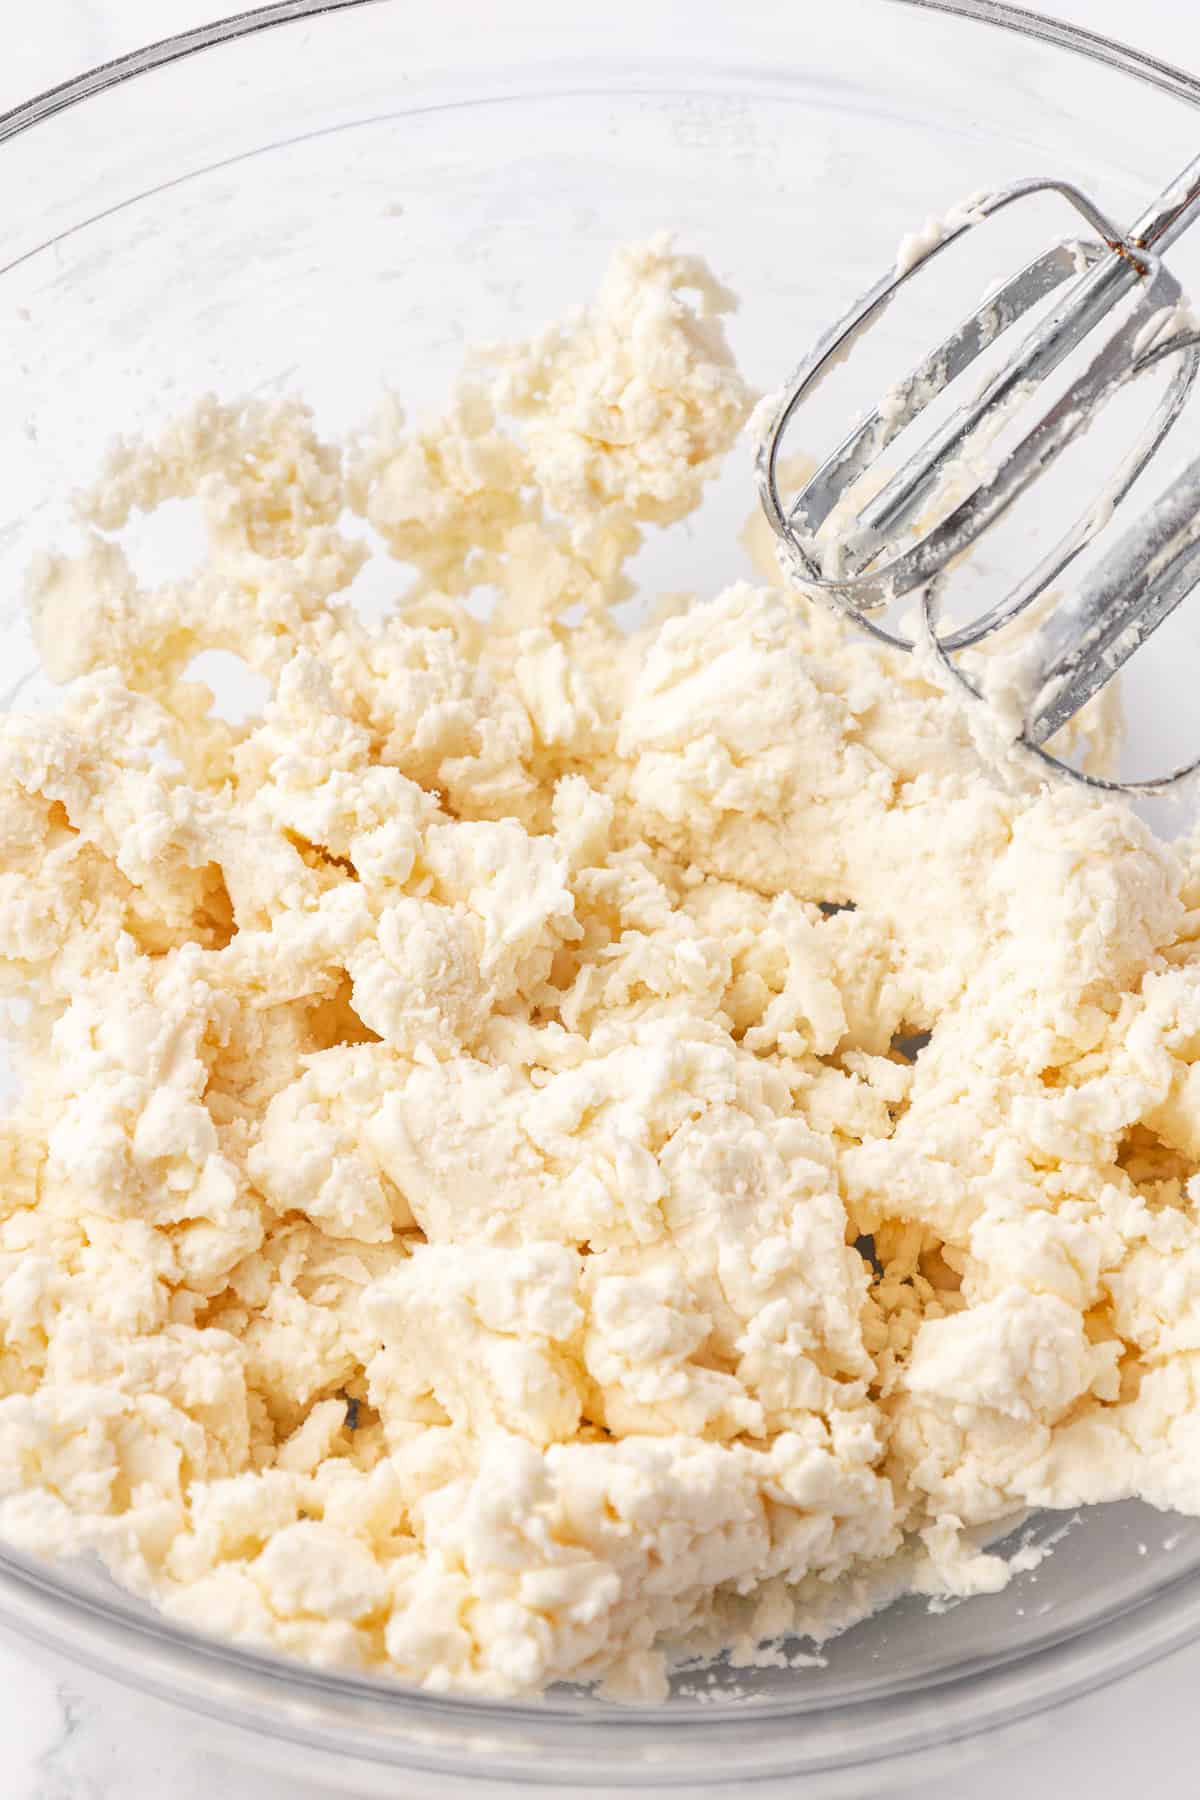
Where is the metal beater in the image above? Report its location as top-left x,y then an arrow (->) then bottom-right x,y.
757,156 -> 1200,789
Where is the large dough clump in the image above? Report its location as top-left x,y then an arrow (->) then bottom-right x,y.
2,237 -> 1200,1697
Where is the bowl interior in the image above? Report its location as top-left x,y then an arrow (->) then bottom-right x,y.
4,0 -> 1200,1782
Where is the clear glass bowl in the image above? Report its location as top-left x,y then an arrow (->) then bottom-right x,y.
4,2 -> 1200,1792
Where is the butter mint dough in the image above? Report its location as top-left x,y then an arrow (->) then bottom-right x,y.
2,238 -> 1199,1698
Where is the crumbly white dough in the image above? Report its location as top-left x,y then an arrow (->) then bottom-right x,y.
4,236 -> 1200,1699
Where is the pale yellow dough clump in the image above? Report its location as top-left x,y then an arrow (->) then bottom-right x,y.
3,238 -> 1200,1698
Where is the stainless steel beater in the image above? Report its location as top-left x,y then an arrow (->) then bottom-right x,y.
757,156 -> 1200,789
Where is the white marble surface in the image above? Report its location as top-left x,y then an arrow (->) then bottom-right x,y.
5,1 -> 1200,1793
